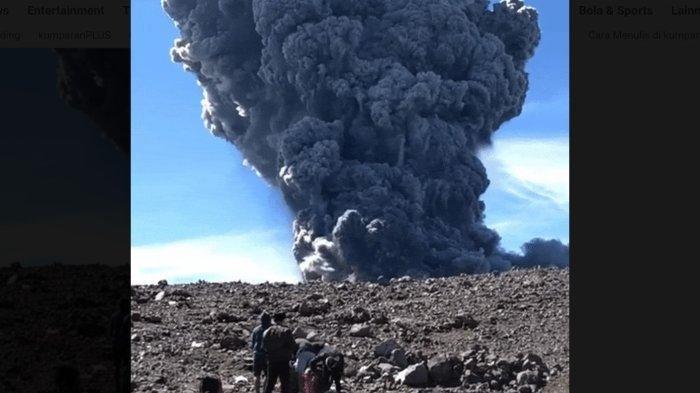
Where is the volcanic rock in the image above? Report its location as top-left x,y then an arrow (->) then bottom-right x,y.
220,336 -> 246,351
129,268 -> 569,392
349,324 -> 372,337
390,348 -> 409,369
375,339 -> 401,358
395,362 -> 429,387
427,354 -> 463,386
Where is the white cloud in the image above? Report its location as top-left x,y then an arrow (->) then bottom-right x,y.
131,229 -> 302,285
479,136 -> 569,252
480,136 -> 569,209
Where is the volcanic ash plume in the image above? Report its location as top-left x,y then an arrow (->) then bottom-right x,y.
163,0 -> 568,281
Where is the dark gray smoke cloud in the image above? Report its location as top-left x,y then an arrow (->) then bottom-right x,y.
163,0 -> 568,281
503,238 -> 570,269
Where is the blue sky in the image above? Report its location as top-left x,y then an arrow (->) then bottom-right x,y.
131,0 -> 568,284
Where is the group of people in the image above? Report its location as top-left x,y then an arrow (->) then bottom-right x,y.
250,311 -> 344,393
198,311 -> 343,393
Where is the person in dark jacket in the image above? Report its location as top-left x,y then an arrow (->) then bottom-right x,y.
262,312 -> 297,393
251,311 -> 272,393
307,350 -> 344,393
293,341 -> 325,392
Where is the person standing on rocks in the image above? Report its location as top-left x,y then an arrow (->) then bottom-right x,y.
262,312 -> 297,393
251,311 -> 272,393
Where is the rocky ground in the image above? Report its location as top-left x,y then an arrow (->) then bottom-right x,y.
0,263 -> 129,393
131,268 -> 569,393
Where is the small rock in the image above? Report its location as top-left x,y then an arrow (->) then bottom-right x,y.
454,314 -> 479,329
220,336 -> 246,350
390,348 -> 409,369
377,363 -> 398,375
216,311 -> 242,323
143,315 -> 162,324
371,314 -> 389,325
516,370 -> 540,386
169,289 -> 192,298
349,324 -> 372,337
374,339 -> 401,358
298,301 -> 330,316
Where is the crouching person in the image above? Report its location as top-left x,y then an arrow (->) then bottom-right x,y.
307,350 -> 344,392
294,341 -> 325,392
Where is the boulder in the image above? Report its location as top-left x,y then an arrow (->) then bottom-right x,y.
394,362 -> 429,387
374,339 -> 401,358
428,355 -> 463,386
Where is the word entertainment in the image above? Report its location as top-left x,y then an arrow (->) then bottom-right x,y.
671,6 -> 700,16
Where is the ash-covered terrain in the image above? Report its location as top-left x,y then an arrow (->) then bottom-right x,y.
131,268 -> 568,392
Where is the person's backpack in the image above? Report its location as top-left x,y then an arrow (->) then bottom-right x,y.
263,325 -> 294,362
